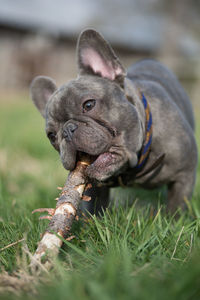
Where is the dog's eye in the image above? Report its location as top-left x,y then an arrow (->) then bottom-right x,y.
47,132 -> 56,143
82,99 -> 96,112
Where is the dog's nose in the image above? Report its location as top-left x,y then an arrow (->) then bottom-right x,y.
63,123 -> 78,141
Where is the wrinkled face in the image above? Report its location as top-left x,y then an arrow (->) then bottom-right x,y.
45,76 -> 140,181
30,29 -> 142,181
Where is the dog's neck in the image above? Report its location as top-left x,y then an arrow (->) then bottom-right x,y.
124,78 -> 150,155
135,93 -> 152,170
124,90 -> 152,170
123,79 -> 165,180
124,78 -> 146,136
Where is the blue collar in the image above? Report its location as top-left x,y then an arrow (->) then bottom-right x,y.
136,93 -> 153,170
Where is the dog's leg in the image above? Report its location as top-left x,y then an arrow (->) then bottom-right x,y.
167,171 -> 196,214
80,184 -> 110,216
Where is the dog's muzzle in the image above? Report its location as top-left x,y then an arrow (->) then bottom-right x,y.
63,122 -> 78,141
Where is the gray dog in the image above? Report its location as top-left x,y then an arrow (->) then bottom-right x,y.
30,29 -> 197,214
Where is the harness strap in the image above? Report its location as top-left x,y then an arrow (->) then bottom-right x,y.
135,153 -> 165,179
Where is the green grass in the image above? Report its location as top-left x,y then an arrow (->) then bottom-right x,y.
0,95 -> 200,299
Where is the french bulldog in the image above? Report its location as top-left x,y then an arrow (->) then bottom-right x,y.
30,29 -> 198,214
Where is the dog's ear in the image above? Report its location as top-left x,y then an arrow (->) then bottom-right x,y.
30,76 -> 57,118
77,29 -> 126,87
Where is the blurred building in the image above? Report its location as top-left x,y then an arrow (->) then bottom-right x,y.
0,0 -> 200,93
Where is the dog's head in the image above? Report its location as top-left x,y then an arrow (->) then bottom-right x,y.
30,30 -> 142,181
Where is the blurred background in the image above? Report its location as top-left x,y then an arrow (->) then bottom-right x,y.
1,0 -> 200,290
0,0 -> 200,107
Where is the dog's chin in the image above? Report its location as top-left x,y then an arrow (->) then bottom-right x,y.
84,151 -> 126,181
62,150 -> 125,181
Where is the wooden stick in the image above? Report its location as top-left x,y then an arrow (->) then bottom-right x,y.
30,160 -> 89,269
0,238 -> 25,252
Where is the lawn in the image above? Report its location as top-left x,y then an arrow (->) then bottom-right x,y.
0,94 -> 200,299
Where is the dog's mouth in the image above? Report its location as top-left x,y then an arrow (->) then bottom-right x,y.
77,151 -> 115,169
75,150 -> 121,181
61,146 -> 126,181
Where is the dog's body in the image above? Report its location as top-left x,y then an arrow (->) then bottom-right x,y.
125,60 -> 197,211
31,30 -> 197,214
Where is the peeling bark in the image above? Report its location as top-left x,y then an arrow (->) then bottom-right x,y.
30,160 -> 90,269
